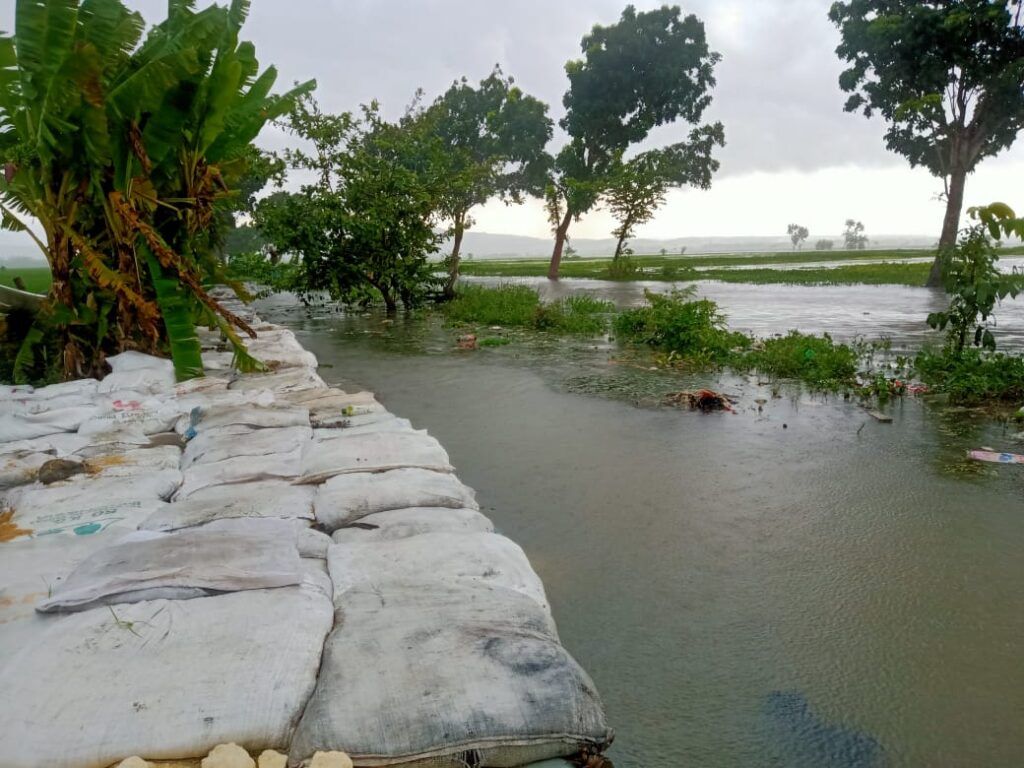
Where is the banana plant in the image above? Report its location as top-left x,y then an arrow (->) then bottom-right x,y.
0,0 -> 314,381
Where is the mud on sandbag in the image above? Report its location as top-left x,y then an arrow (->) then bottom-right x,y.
313,467 -> 479,531
141,480 -> 316,531
289,584 -> 612,768
0,570 -> 334,768
298,432 -> 453,485
36,518 -> 305,613
331,507 -> 494,544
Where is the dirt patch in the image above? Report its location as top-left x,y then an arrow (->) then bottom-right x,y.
0,509 -> 32,542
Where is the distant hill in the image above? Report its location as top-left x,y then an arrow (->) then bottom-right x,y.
444,231 -> 944,260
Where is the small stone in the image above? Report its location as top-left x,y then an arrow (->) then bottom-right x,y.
257,750 -> 287,768
116,758 -> 153,768
309,751 -> 354,768
201,743 -> 255,768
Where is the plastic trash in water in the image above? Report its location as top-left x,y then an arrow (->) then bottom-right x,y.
968,450 -> 1024,465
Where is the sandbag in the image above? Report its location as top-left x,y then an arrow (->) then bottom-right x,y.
106,351 -> 172,374
0,574 -> 334,768
245,329 -> 319,371
191,404 -> 311,433
78,395 -> 184,436
182,425 -> 312,468
328,532 -> 547,609
80,445 -> 182,479
289,584 -> 612,767
2,470 -> 181,540
98,355 -> 176,395
174,448 -> 304,500
311,416 -> 413,441
298,432 -> 453,485
331,507 -> 494,544
314,467 -> 478,531
228,367 -> 326,394
0,405 -> 100,442
140,479 -> 314,532
0,450 -> 53,490
36,519 -> 304,613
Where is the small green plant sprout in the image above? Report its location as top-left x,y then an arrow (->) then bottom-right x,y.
927,205 -> 1024,355
108,606 -> 143,638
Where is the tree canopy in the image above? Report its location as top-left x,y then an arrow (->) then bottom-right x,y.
426,68 -> 552,297
829,0 -> 1024,284
545,4 -> 724,279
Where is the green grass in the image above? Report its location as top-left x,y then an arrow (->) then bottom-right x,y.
460,247 -> 1024,286
744,331 -> 860,387
443,284 -> 615,335
0,266 -> 52,294
915,348 -> 1024,405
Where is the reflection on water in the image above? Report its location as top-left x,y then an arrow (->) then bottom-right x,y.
257,287 -> 1024,768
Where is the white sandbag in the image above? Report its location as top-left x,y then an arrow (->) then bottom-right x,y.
78,395 -> 185,437
202,349 -> 237,372
298,432 -> 453,485
182,425 -> 311,468
36,519 -> 304,613
0,390 -> 101,417
245,329 -> 319,370
171,389 -> 278,433
2,470 -> 181,539
314,467 -> 477,531
198,517 -> 331,560
0,577 -> 334,768
140,480 -> 315,531
174,447 -> 303,500
193,404 -> 310,433
174,376 -> 231,396
328,532 -> 547,609
311,417 -> 413,441
72,426 -> 154,457
0,450 -> 51,490
229,367 -> 326,394
98,356 -> 176,395
289,585 -> 612,768
16,377 -> 98,401
106,351 -> 171,374
0,405 -> 100,442
81,445 -> 182,478
331,507 -> 494,544
0,432 -> 91,458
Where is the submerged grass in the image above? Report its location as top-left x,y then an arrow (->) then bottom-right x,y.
443,284 -> 615,335
915,348 -> 1024,406
745,332 -> 860,387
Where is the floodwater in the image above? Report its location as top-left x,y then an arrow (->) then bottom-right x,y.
257,281 -> 1024,768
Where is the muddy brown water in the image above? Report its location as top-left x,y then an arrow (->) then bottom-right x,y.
257,281 -> 1024,768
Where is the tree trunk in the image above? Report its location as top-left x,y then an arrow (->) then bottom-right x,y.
547,210 -> 573,281
613,232 -> 627,260
443,214 -> 465,300
930,166 -> 968,288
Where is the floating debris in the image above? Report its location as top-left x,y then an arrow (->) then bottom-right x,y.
968,450 -> 1024,465
456,333 -> 478,350
665,389 -> 735,413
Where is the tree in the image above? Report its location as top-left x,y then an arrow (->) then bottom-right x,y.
605,130 -> 722,261
843,219 -> 868,250
258,96 -> 445,313
545,4 -> 723,279
787,224 -> 810,250
0,0 -> 311,381
816,239 -> 835,250
426,68 -> 552,298
829,0 -> 1024,286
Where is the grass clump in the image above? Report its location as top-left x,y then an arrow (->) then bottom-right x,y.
915,348 -> 1024,405
613,289 -> 750,366
445,284 -> 614,335
745,331 -> 860,387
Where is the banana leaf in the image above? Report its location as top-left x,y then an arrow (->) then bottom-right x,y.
143,246 -> 204,381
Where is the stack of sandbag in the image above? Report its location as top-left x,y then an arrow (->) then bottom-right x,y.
290,428 -> 612,765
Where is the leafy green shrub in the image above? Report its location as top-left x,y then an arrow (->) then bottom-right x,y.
605,256 -> 640,279
915,348 -> 1024,404
444,284 -> 540,326
445,285 -> 613,335
613,289 -> 750,365
745,331 -> 859,387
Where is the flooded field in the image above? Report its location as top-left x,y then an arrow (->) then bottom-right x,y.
258,282 -> 1024,768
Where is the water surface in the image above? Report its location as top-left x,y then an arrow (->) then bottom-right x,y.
257,284 -> 1024,768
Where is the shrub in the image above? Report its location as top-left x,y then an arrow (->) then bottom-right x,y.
614,289 -> 750,365
745,331 -> 859,387
915,348 -> 1024,404
444,285 -> 613,335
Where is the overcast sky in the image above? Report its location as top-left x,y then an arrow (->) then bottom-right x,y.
4,0 -> 1024,243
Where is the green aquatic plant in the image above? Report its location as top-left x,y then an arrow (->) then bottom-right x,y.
745,332 -> 860,388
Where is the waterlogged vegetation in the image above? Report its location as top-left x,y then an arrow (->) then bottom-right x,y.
444,284 -> 614,335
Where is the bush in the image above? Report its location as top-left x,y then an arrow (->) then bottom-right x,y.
745,331 -> 859,387
445,285 -> 614,335
605,256 -> 640,279
915,348 -> 1024,404
613,289 -> 750,365
227,252 -> 301,294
